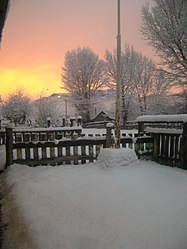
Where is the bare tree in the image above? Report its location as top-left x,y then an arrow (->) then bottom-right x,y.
61,47 -> 105,123
141,0 -> 187,87
105,45 -> 137,125
146,69 -> 172,114
105,45 -> 156,119
133,53 -> 156,115
2,89 -> 31,126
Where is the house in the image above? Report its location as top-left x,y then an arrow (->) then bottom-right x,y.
91,111 -> 115,123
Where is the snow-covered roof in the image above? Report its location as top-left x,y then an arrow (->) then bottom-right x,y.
137,114 -> 187,123
91,111 -> 115,122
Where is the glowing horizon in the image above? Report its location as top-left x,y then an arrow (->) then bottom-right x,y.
0,64 -> 63,99
0,0 -> 156,100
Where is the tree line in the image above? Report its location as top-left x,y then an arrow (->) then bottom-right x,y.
0,0 -> 186,126
61,0 -> 187,123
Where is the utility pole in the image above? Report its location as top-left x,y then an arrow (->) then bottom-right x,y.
115,0 -> 121,148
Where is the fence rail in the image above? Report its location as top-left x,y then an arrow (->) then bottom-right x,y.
0,127 -> 82,145
138,120 -> 187,169
152,133 -> 182,167
4,120 -> 187,169
5,126 -> 154,167
12,138 -> 106,166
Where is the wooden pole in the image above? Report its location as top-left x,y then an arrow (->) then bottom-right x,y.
115,0 -> 121,148
181,122 -> 187,169
5,126 -> 13,167
106,123 -> 114,148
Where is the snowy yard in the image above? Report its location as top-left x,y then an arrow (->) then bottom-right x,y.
2,148 -> 187,249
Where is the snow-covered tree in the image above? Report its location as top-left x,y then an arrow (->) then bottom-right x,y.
61,47 -> 106,123
141,0 -> 187,87
105,46 -> 137,124
34,96 -> 61,127
153,70 -> 171,95
105,45 -> 156,119
2,89 -> 31,126
147,70 -> 172,114
133,52 -> 156,115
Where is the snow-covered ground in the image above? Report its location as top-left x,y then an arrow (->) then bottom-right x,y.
3,148 -> 187,249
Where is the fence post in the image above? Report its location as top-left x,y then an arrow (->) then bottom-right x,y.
153,134 -> 159,163
181,122 -> 187,169
6,126 -> 13,168
77,116 -> 82,126
138,122 -> 144,135
70,117 -> 75,127
62,117 -> 66,127
47,117 -> 51,127
106,123 -> 114,148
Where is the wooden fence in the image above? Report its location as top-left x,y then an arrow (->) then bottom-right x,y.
138,120 -> 187,169
0,127 -> 82,145
4,121 -> 187,169
11,138 -> 106,166
5,126 -> 153,167
152,132 -> 182,167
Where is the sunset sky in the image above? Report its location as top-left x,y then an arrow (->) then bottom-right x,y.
0,0 -> 155,99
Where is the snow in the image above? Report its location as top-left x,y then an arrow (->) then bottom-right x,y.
97,148 -> 138,168
3,156 -> 187,249
82,128 -> 137,136
137,114 -> 187,123
106,122 -> 114,128
145,127 -> 183,134
13,126 -> 82,132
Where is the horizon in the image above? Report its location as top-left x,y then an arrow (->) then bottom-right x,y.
0,0 -> 156,100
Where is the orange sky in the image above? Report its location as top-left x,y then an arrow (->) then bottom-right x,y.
0,0 -> 155,100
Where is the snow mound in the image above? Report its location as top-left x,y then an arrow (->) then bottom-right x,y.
97,148 -> 138,168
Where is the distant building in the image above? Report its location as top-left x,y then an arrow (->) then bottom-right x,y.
91,111 -> 115,123
0,0 -> 10,44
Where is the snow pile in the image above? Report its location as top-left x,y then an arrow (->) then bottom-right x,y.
97,148 -> 138,168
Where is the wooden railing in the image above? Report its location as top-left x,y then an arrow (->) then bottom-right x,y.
12,137 -> 106,166
152,132 -> 182,167
12,127 -> 82,142
0,127 -> 82,145
4,120 -> 187,169
137,118 -> 187,169
5,126 -> 154,167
